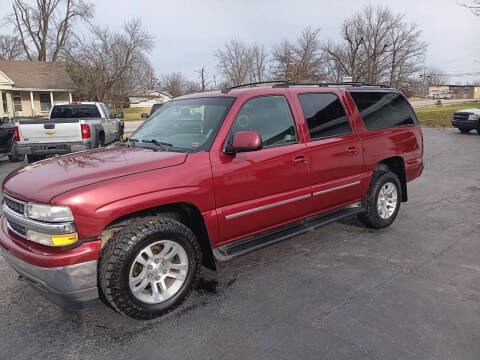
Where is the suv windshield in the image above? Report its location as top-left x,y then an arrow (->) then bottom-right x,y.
130,97 -> 235,152
51,105 -> 101,119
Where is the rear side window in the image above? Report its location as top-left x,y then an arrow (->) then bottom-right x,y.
297,93 -> 352,140
50,105 -> 101,119
349,91 -> 418,131
230,95 -> 297,148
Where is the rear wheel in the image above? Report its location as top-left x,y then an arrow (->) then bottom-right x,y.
8,142 -> 25,162
477,124 -> 480,135
26,154 -> 42,163
96,133 -> 105,148
99,216 -> 201,320
358,169 -> 402,229
459,128 -> 470,133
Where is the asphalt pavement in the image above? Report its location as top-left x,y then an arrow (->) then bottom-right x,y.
0,127 -> 479,360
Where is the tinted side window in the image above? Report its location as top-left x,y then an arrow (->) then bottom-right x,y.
298,93 -> 352,140
230,95 -> 297,148
349,91 -> 418,131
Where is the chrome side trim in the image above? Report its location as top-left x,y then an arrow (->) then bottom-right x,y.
225,194 -> 311,220
313,181 -> 361,197
2,203 -> 76,235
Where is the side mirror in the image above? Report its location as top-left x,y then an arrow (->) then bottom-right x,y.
141,112 -> 149,119
225,131 -> 262,154
117,110 -> 124,119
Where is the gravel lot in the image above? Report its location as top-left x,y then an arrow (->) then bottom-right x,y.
0,127 -> 479,360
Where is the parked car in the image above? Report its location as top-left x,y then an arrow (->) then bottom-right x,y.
0,82 -> 424,319
141,102 -> 165,119
0,117 -> 24,162
452,108 -> 480,134
14,102 -> 125,163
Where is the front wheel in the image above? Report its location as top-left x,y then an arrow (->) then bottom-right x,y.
358,169 -> 402,229
459,128 -> 470,133
99,216 -> 201,320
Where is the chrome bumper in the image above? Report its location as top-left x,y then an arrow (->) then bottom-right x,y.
15,140 -> 93,155
0,244 -> 98,309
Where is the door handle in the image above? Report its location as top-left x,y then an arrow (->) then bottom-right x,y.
346,146 -> 359,155
293,155 -> 308,166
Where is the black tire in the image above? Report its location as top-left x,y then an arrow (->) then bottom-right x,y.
99,216 -> 201,320
26,154 -> 41,163
477,125 -> 480,135
96,132 -> 105,148
459,128 -> 470,133
358,168 -> 402,229
8,142 -> 25,162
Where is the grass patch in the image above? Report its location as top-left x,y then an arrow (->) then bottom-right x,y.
414,102 -> 480,127
111,107 -> 150,121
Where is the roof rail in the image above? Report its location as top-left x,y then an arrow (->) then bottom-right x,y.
220,80 -> 391,93
221,80 -> 292,93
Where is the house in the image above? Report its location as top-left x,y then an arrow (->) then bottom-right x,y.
0,60 -> 76,119
428,85 -> 480,100
128,90 -> 172,108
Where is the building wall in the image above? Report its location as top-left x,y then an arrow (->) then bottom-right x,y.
1,90 -> 71,118
474,87 -> 480,100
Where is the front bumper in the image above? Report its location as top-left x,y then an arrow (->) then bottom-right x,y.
15,140 -> 93,156
0,216 -> 100,309
452,119 -> 478,130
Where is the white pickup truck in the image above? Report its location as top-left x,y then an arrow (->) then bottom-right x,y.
14,102 -> 124,163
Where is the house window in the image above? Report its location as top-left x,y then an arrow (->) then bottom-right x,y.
39,93 -> 51,112
12,91 -> 22,112
2,92 -> 7,113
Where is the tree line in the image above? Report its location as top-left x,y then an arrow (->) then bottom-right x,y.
0,1 -> 450,103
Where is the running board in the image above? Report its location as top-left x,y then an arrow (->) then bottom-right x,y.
213,204 -> 364,261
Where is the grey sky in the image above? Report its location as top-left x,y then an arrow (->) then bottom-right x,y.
1,0 -> 478,83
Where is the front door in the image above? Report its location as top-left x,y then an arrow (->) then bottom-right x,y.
211,94 -> 311,245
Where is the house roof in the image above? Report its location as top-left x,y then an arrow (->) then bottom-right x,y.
129,90 -> 172,98
0,60 -> 76,91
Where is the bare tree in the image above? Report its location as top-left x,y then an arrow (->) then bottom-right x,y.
424,66 -> 448,86
8,0 -> 94,61
160,72 -> 187,98
459,0 -> 480,15
215,39 -> 252,86
65,18 -> 154,104
271,39 -> 296,80
322,5 -> 426,90
250,44 -> 269,82
271,27 -> 324,82
0,35 -> 23,60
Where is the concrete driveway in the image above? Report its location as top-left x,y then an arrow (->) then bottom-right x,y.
0,127 -> 479,360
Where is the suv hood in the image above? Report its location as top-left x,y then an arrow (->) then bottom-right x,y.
3,146 -> 187,203
456,108 -> 480,114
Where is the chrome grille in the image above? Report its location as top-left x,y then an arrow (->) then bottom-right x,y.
453,112 -> 470,121
8,221 -> 27,237
3,195 -> 25,215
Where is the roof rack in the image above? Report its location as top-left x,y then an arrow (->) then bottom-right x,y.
221,81 -> 290,93
220,80 -> 390,93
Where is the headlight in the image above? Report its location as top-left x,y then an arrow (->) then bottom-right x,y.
25,203 -> 74,222
468,114 -> 479,121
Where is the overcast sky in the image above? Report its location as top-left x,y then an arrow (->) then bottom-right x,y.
1,0 -> 478,83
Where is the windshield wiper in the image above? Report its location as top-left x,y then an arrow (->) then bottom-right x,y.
121,138 -> 138,147
141,139 -> 173,151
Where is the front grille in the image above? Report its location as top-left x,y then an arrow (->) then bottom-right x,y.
4,196 -> 25,215
7,220 -> 27,236
453,112 -> 470,121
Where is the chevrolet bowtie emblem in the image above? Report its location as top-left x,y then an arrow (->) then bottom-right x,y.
45,130 -> 55,135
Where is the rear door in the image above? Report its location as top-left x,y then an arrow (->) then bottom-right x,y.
211,94 -> 311,244
296,92 -> 365,212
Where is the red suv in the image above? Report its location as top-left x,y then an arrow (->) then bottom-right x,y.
0,82 -> 424,319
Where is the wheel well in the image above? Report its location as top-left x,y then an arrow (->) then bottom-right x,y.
101,202 -> 216,271
377,157 -> 408,202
